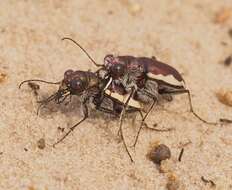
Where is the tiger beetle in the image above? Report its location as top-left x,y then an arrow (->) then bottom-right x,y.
19,70 -> 143,162
61,37 -> 221,149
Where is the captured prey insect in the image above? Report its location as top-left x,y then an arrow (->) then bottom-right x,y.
61,37 -> 219,147
19,70 -> 144,162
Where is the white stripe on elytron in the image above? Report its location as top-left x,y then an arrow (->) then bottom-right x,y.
105,89 -> 141,109
147,72 -> 185,87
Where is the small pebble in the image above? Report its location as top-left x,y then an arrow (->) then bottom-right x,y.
224,55 -> 232,66
148,144 -> 171,164
0,72 -> 7,83
28,82 -> 40,96
28,82 -> 40,90
107,10 -> 113,15
216,89 -> 232,107
37,138 -> 46,149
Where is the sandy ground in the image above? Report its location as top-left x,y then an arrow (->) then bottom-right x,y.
0,0 -> 232,190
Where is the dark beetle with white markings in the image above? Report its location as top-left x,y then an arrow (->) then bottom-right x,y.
62,37 -> 217,125
19,37 -> 229,163
102,55 -> 184,104
99,54 -> 219,148
101,54 -> 219,124
46,37 -> 224,162
19,69 -> 144,162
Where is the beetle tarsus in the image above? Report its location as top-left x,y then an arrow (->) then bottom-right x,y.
187,90 -> 217,125
53,115 -> 88,147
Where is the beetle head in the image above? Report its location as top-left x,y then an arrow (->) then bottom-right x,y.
60,70 -> 87,96
104,54 -> 115,67
104,54 -> 126,79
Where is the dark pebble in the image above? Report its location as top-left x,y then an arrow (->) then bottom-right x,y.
148,144 -> 171,164
37,138 -> 46,149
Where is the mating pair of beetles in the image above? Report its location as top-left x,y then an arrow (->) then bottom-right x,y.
19,37 -> 218,162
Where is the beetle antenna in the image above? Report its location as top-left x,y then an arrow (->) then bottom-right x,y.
62,37 -> 103,67
19,80 -> 60,89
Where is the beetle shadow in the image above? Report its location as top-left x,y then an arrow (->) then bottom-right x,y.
36,93 -> 122,121
34,93 -> 78,118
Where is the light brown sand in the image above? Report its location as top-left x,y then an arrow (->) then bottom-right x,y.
0,1 -> 232,189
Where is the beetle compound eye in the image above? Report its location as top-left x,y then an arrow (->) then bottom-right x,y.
64,69 -> 74,79
70,79 -> 85,93
104,54 -> 114,66
64,69 -> 74,76
111,64 -> 126,78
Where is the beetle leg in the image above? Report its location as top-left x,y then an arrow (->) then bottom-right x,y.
53,102 -> 89,147
186,90 -> 217,125
36,92 -> 60,115
132,98 -> 158,148
118,87 -> 135,162
117,87 -> 136,136
56,93 -> 70,104
37,91 -> 58,104
162,89 -> 217,125
36,103 -> 46,116
64,95 -> 72,106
